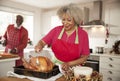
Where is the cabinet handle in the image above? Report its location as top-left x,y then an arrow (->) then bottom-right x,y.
107,77 -> 112,80
109,58 -> 113,61
109,64 -> 113,67
108,71 -> 113,74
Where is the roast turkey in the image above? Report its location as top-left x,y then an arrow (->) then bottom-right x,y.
22,55 -> 54,72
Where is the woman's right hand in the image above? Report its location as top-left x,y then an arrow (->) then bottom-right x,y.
34,45 -> 43,53
34,40 -> 46,53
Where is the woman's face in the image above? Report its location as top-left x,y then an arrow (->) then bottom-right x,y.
62,13 -> 75,31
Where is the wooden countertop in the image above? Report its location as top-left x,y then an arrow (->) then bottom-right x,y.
0,53 -> 20,62
0,77 -> 31,81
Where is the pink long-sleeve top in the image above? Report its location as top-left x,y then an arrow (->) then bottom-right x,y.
42,25 -> 90,55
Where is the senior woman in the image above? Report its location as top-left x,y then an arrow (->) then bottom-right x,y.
35,4 -> 90,71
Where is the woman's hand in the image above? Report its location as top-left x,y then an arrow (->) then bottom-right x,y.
61,62 -> 70,71
34,40 -> 46,53
34,45 -> 43,53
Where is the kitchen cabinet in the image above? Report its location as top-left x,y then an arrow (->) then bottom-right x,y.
100,54 -> 120,81
104,0 -> 120,36
109,27 -> 120,36
0,55 -> 20,77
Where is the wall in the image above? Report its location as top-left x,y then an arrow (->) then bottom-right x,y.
40,2 -> 94,35
82,27 -> 118,53
41,9 -> 58,36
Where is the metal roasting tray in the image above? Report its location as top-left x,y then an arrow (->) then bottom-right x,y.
13,65 -> 60,79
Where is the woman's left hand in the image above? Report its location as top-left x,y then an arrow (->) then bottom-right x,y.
61,62 -> 70,71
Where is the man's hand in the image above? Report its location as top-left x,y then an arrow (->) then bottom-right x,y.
2,40 -> 7,46
10,48 -> 18,54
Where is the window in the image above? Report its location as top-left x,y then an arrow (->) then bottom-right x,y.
0,11 -> 13,36
51,16 -> 62,29
0,10 -> 34,43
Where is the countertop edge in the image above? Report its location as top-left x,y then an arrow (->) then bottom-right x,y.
0,57 -> 20,62
90,53 -> 120,58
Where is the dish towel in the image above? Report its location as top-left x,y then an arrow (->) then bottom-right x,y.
7,71 -> 62,81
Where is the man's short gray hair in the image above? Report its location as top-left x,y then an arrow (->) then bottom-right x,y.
57,4 -> 83,25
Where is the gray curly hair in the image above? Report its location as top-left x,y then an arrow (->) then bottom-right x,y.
57,4 -> 83,26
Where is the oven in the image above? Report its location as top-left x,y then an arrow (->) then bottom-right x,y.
84,55 -> 99,72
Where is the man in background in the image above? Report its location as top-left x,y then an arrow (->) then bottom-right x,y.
2,15 -> 28,66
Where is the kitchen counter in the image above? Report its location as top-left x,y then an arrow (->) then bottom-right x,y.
0,56 -> 20,62
90,53 -> 120,58
0,55 -> 20,77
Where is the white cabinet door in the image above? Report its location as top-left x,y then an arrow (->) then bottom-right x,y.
105,2 -> 120,27
100,55 -> 120,81
105,1 -> 120,35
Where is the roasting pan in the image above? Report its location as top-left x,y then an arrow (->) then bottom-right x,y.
13,65 -> 60,79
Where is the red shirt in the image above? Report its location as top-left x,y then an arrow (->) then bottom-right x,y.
3,24 -> 28,53
42,25 -> 90,55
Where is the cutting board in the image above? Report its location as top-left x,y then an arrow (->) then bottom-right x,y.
0,53 -> 19,59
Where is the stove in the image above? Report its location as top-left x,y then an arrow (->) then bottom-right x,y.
84,55 -> 100,72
